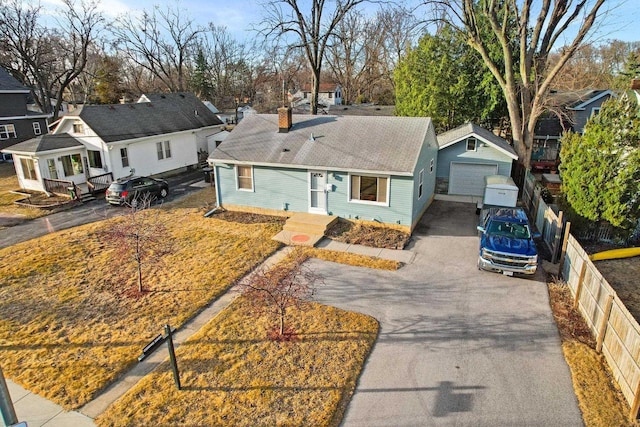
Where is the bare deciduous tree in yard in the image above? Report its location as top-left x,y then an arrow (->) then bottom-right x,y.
427,0 -> 607,170
100,197 -> 172,294
258,0 -> 366,115
241,250 -> 322,340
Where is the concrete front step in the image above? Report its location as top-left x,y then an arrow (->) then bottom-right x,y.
283,213 -> 338,236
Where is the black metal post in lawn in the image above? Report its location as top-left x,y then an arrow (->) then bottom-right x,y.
164,324 -> 181,390
0,365 -> 18,426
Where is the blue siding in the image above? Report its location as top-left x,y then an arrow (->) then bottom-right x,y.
216,165 -> 308,211
437,138 -> 513,178
327,172 -> 414,226
214,121 -> 439,229
412,125 -> 438,221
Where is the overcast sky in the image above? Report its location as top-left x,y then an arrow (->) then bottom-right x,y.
42,0 -> 640,46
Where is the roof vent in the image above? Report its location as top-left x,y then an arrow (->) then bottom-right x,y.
195,110 -> 198,116
282,148 -> 290,152
308,133 -> 315,142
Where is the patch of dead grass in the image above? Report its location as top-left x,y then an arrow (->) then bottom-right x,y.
548,281 -> 639,426
304,247 -> 400,270
0,162 -> 53,225
0,207 -> 282,409
95,296 -> 378,426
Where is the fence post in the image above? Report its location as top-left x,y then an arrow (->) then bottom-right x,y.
630,379 -> 640,420
573,261 -> 588,310
551,211 -> 564,264
558,222 -> 571,274
596,294 -> 615,353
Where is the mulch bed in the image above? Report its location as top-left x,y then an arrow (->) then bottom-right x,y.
211,210 -> 287,225
325,218 -> 410,250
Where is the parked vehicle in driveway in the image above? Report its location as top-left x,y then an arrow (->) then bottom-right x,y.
477,207 -> 539,276
105,176 -> 169,206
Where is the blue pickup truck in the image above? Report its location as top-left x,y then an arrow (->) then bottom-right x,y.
476,207 -> 539,276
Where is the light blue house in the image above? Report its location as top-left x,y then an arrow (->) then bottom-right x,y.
436,122 -> 518,197
209,108 -> 438,231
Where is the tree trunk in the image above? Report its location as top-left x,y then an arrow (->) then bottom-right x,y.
137,259 -> 143,293
311,69 -> 320,115
279,308 -> 285,336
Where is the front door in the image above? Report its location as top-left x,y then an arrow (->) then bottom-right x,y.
309,170 -> 328,214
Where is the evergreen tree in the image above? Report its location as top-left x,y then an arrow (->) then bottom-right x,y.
560,96 -> 640,234
191,49 -> 213,100
394,26 -> 506,132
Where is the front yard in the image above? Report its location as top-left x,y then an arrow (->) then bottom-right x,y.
0,161 -> 55,227
0,204 -> 283,409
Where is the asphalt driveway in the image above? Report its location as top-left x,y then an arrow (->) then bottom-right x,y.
310,200 -> 582,426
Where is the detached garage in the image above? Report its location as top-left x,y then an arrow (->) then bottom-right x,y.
436,123 -> 518,196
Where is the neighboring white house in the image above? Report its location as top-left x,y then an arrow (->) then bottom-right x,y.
290,83 -> 342,109
3,92 -> 224,193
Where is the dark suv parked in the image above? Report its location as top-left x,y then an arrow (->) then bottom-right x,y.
105,176 -> 169,206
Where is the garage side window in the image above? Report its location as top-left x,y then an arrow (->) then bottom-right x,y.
466,137 -> 477,151
236,165 -> 253,191
350,174 -> 388,204
20,158 -> 37,180
418,169 -> 424,199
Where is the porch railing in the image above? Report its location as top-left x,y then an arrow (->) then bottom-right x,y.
43,178 -> 81,201
87,172 -> 113,194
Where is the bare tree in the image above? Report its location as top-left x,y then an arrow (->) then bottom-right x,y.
111,5 -> 202,92
427,0 -> 607,170
0,0 -> 103,119
258,0 -> 367,114
99,197 -> 172,294
241,249 -> 322,340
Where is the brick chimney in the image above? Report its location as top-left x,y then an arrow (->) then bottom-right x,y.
278,106 -> 292,133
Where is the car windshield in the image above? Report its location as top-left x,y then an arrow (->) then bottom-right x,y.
487,220 -> 531,239
109,183 -> 127,191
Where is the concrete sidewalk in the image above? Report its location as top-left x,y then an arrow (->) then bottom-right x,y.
6,380 -> 94,427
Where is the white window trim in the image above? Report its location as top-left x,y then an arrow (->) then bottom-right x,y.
32,122 -> 41,135
348,173 -> 390,207
0,124 -> 17,140
466,137 -> 477,151
591,107 -> 601,116
156,140 -> 172,160
430,159 -> 434,173
235,164 -> 254,192
418,169 -> 424,199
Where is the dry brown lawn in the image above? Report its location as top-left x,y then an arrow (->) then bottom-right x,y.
0,162 -> 53,226
95,296 -> 378,427
0,205 -> 283,409
548,281 -> 638,426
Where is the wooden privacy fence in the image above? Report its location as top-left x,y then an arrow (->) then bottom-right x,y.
561,234 -> 640,419
522,170 -> 565,263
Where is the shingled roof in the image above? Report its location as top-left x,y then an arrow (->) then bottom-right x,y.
437,122 -> 518,160
0,68 -> 30,93
211,114 -> 433,175
3,134 -> 83,154
74,92 -> 223,143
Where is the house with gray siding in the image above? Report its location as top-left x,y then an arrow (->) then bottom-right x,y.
436,122 -> 518,197
209,108 -> 438,231
532,89 -> 613,171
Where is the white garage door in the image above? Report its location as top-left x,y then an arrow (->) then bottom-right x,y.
449,162 -> 498,196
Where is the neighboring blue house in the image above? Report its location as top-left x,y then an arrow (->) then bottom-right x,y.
209,108 -> 438,231
436,122 -> 518,197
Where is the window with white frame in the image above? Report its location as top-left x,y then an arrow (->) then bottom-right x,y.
236,165 -> 253,191
466,137 -> 477,151
20,158 -> 37,180
72,122 -> 84,134
0,124 -> 17,140
156,141 -> 172,160
61,153 -> 83,176
32,122 -> 41,135
591,107 -> 601,117
87,150 -> 103,168
350,174 -> 388,204
430,158 -> 434,173
418,169 -> 424,199
120,147 -> 129,167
